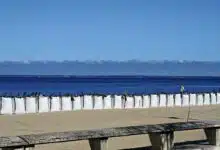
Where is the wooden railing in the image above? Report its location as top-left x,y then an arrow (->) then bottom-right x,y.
0,121 -> 220,150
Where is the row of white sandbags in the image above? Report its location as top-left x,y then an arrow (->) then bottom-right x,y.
0,93 -> 220,115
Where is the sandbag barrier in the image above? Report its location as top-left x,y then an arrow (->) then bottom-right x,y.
0,93 -> 220,115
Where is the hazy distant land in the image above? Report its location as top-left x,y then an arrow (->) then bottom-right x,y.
0,60 -> 219,76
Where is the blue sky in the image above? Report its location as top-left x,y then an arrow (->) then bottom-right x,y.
0,0 -> 219,61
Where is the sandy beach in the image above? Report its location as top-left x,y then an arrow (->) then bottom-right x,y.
1,105 -> 220,150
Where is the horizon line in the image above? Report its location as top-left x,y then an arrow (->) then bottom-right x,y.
0,60 -> 219,63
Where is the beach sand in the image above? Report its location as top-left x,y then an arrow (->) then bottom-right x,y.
0,105 -> 220,150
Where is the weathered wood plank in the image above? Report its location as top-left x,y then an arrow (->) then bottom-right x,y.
0,137 -> 28,148
0,120 -> 220,148
17,121 -> 220,145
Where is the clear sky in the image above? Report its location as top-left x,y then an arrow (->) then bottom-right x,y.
0,0 -> 219,61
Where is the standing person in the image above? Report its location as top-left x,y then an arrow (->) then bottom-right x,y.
180,85 -> 185,104
180,85 -> 185,93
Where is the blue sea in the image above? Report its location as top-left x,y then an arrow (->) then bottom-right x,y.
0,76 -> 220,96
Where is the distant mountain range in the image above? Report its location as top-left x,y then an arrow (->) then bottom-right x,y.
0,60 -> 220,76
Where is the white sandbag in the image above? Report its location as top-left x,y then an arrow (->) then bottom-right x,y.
38,96 -> 50,113
1,97 -> 13,114
25,97 -> 37,113
210,93 -> 217,105
204,93 -> 211,105
114,95 -> 123,109
73,96 -> 82,110
142,95 -> 150,108
14,97 -> 25,114
134,96 -> 142,108
93,96 -> 103,110
174,94 -> 182,106
125,96 -> 134,109
103,95 -> 112,109
61,96 -> 72,111
182,94 -> 189,107
189,94 -> 196,106
167,94 -> 174,107
150,94 -> 159,107
83,95 -> 93,110
159,94 -> 167,107
197,94 -> 204,106
217,93 -> 220,104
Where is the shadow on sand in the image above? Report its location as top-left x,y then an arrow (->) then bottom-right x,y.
119,140 -> 208,150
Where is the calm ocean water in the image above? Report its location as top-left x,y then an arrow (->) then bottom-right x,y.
0,76 -> 220,96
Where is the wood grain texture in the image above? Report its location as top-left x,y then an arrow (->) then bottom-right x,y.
0,136 -> 28,148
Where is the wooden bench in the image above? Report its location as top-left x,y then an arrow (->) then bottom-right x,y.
0,120 -> 220,150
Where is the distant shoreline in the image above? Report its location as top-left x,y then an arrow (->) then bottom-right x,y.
0,61 -> 219,76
